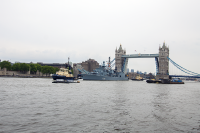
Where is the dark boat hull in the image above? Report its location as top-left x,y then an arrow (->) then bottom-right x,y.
81,74 -> 129,81
52,74 -> 75,80
131,79 -> 144,81
170,82 -> 184,84
146,79 -> 184,84
52,80 -> 80,83
146,80 -> 161,83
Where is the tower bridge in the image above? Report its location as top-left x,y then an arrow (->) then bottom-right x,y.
114,42 -> 200,79
76,42 -> 199,79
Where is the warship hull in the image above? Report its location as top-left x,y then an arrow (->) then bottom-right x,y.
81,74 -> 129,81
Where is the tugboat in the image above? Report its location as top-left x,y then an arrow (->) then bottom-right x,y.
131,75 -> 144,81
52,68 -> 80,83
52,58 -> 80,83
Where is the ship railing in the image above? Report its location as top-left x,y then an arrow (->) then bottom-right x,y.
78,69 -> 89,74
106,58 -> 115,68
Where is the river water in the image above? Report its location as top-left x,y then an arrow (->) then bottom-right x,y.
0,78 -> 200,133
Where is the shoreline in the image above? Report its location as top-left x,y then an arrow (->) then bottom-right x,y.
0,75 -> 52,78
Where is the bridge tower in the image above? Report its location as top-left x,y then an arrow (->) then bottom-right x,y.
156,41 -> 169,79
115,44 -> 127,72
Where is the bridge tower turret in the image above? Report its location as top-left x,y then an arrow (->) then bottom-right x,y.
157,41 -> 169,79
115,44 -> 126,72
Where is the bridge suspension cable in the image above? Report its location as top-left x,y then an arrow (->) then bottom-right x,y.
167,57 -> 199,76
121,58 -> 128,73
110,62 -> 115,68
110,58 -> 115,64
155,57 -> 159,74
78,68 -> 89,74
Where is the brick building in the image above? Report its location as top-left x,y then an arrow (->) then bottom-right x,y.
81,59 -> 99,72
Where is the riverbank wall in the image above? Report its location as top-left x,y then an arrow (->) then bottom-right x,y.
0,68 -> 51,78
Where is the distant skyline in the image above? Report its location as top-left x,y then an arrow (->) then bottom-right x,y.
0,0 -> 200,74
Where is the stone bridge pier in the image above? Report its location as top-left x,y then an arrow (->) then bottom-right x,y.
156,42 -> 169,80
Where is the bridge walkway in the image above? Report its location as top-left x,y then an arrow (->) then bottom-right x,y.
121,54 -> 159,58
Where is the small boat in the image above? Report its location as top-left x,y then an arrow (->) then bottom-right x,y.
52,68 -> 80,83
77,74 -> 82,79
170,78 -> 184,84
131,75 -> 144,81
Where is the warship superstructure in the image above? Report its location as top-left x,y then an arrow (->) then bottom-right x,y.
78,60 -> 129,81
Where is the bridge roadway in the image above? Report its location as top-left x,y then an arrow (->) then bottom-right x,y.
169,75 -> 200,78
121,54 -> 159,58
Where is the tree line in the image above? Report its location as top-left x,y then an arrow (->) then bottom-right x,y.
0,61 -> 59,75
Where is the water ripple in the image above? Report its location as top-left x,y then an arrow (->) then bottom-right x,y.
0,78 -> 200,132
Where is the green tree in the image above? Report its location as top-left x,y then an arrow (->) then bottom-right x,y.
30,63 -> 37,74
41,66 -> 57,76
48,66 -> 55,75
35,64 -> 42,72
54,67 -> 59,73
20,63 -> 29,73
12,63 -> 21,71
41,65 -> 48,76
0,61 -> 11,70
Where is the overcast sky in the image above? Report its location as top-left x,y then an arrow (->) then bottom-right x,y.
0,0 -> 200,74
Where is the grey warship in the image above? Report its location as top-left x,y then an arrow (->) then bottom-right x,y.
78,61 -> 129,81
